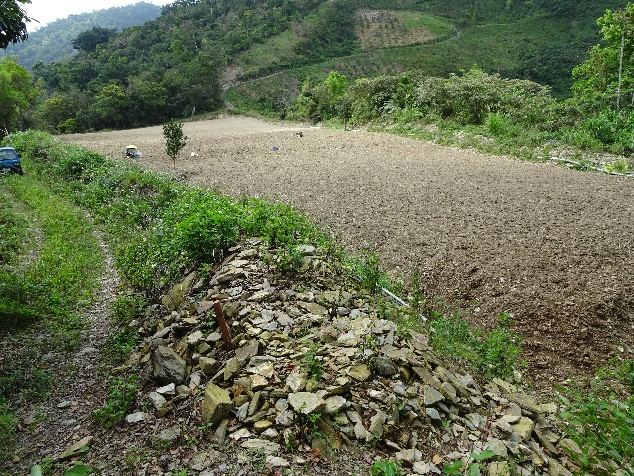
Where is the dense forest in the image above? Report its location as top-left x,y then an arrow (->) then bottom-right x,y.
0,2 -> 162,69
3,0 -> 634,160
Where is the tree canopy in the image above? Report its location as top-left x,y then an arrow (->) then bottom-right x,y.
0,56 -> 40,136
72,26 -> 118,54
0,0 -> 31,48
573,3 -> 634,111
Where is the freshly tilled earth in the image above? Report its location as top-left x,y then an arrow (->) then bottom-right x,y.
61,116 -> 634,386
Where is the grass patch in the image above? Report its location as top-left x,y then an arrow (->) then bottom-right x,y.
0,158 -> 104,463
0,397 -> 17,464
427,312 -> 523,379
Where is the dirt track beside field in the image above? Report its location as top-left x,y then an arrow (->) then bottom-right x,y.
61,116 -> 634,386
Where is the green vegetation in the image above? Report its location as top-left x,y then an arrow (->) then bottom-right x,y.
0,0 -> 626,136
301,342 -> 324,381
0,0 -> 31,48
163,120 -> 188,172
91,375 -> 138,428
371,460 -> 404,476
428,312 -> 523,379
0,160 -> 103,463
0,2 -> 162,68
558,358 -> 634,475
0,56 -> 41,139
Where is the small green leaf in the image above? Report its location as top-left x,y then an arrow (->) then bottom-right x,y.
470,449 -> 495,461
442,460 -> 463,475
63,463 -> 93,476
469,462 -> 481,476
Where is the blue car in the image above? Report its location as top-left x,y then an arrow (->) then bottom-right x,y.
0,146 -> 24,175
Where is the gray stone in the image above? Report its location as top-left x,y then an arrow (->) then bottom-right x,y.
368,410 -> 387,439
187,330 -> 204,347
412,367 -> 441,387
492,377 -> 518,394
153,346 -> 187,385
156,425 -> 181,443
156,383 -> 176,395
149,391 -> 172,417
286,370 -> 307,393
501,414 -> 521,424
324,396 -> 347,415
240,438 -> 281,454
347,363 -> 371,381
223,357 -> 241,381
161,272 -> 196,311
487,438 -> 508,458
266,456 -> 290,467
466,413 -> 487,430
396,448 -> 423,467
125,412 -> 147,423
547,457 -> 574,476
288,392 -> 326,415
201,383 -> 232,426
199,357 -> 220,376
512,417 -> 535,442
275,410 -> 294,427
373,356 -> 398,376
423,386 -> 445,406
229,428 -> 251,441
425,407 -> 441,421
439,382 -> 458,403
299,302 -> 327,315
559,438 -> 583,458
189,452 -> 213,471
412,462 -> 441,474
494,419 -> 514,435
236,340 -> 259,363
248,361 -> 275,379
488,461 -> 512,476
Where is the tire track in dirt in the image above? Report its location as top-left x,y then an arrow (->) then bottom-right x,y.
61,116 -> 634,386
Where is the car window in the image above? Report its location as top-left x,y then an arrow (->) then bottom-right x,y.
0,150 -> 17,160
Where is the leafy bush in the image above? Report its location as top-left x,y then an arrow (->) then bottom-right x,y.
559,388 -> 633,474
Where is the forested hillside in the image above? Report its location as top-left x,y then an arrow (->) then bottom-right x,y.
1,0 -> 632,142
0,2 -> 161,69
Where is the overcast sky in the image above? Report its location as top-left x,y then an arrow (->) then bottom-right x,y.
23,0 -> 174,30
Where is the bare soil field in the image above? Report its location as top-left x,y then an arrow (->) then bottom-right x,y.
61,116 -> 634,386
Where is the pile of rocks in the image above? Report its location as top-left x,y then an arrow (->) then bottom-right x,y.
119,240 -> 582,475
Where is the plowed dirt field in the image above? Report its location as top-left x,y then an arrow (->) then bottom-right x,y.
61,116 -> 634,386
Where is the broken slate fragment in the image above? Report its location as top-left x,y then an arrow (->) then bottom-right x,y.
201,383 -> 232,426
288,392 -> 326,415
154,345 -> 186,385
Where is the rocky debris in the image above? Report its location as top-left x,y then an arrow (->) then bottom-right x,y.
115,240 -> 581,475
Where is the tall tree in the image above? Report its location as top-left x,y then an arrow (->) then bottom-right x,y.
0,0 -> 32,48
0,56 -> 40,136
572,3 -> 634,111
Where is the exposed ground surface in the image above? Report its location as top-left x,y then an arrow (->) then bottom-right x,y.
61,116 -> 634,387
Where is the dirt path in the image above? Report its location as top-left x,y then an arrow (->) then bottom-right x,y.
61,116 -> 634,385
